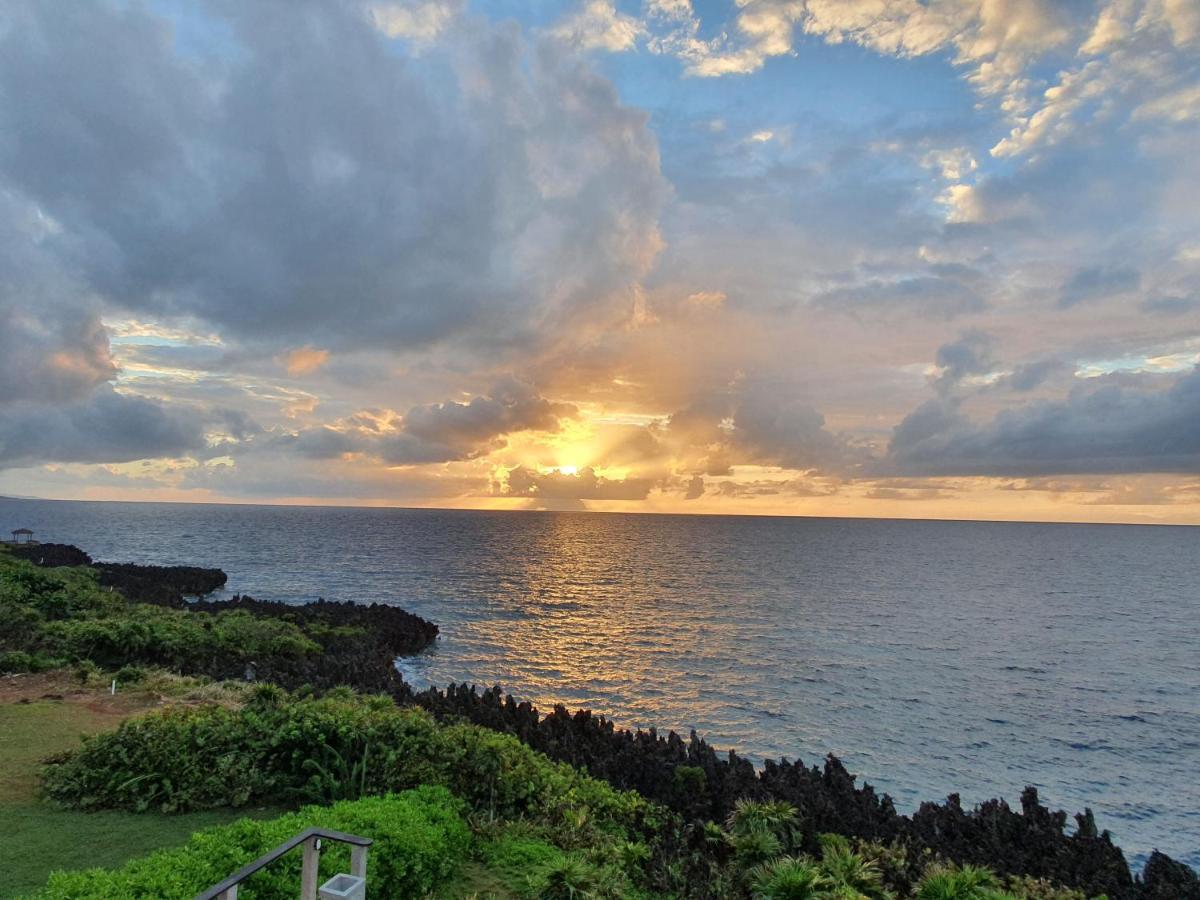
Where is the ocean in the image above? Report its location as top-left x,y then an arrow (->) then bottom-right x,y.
3,498 -> 1197,868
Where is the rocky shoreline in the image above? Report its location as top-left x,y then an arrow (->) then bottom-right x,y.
8,543 -> 1198,898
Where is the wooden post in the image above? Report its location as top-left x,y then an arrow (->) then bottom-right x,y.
217,888 -> 237,900
300,836 -> 321,900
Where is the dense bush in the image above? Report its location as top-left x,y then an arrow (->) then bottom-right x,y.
30,786 -> 469,900
41,692 -> 677,895
41,692 -> 663,840
0,550 -> 435,690
0,648 -> 64,673
40,608 -> 321,671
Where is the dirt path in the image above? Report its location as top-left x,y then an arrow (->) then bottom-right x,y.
0,670 -> 164,718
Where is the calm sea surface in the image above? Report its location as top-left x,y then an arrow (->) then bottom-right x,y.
3,499 -> 1197,867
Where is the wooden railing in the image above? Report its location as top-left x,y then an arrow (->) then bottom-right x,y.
194,827 -> 371,900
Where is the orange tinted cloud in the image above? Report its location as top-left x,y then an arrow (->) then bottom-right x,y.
283,346 -> 330,377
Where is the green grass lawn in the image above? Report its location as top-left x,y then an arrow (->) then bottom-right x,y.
0,697 -> 279,899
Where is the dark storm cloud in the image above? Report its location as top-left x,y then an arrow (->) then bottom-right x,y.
885,367 -> 1200,476
0,388 -> 204,467
0,0 -> 666,352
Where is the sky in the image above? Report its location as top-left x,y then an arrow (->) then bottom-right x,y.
1,0 -> 1198,524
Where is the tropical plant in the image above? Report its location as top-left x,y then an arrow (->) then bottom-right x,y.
818,836 -> 892,899
733,826 -> 785,868
529,853 -> 617,899
915,863 -> 1016,900
749,855 -> 836,899
727,798 -> 802,845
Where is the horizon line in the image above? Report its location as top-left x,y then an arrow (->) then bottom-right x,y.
2,494 -> 1195,529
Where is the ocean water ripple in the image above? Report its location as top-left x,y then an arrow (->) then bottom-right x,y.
3,499 -> 1197,868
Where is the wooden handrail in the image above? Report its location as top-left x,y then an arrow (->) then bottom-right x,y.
195,827 -> 372,900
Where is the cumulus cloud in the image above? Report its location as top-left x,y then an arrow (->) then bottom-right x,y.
886,367 -> 1200,476
728,389 -> 844,471
642,0 -> 1198,174
499,465 -> 654,500
276,378 -> 574,466
551,1 -> 645,51
931,330 -> 996,393
0,192 -> 117,405
0,0 -> 666,355
0,388 -> 204,468
0,304 -> 116,406
652,382 -> 847,477
384,378 -> 576,464
369,0 -> 463,42
1,0 -> 1197,517
643,0 -> 1074,87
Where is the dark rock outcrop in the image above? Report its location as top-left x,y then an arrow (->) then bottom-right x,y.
9,543 -> 227,604
187,593 -> 439,693
97,562 -> 227,605
8,543 -> 92,567
393,681 -> 1195,900
189,594 -> 438,657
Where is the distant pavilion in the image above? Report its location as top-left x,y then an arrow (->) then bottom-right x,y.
8,528 -> 35,544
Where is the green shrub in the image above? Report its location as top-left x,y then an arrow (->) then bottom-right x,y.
42,693 -> 661,841
915,864 -> 1015,900
748,856 -> 835,899
476,831 -> 570,894
0,648 -> 63,673
72,659 -> 104,685
528,853 -> 624,899
1001,876 -> 1087,900
727,798 -> 803,854
38,608 -> 320,671
31,786 -> 469,900
0,553 -> 321,677
114,664 -> 148,684
818,840 -> 890,899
